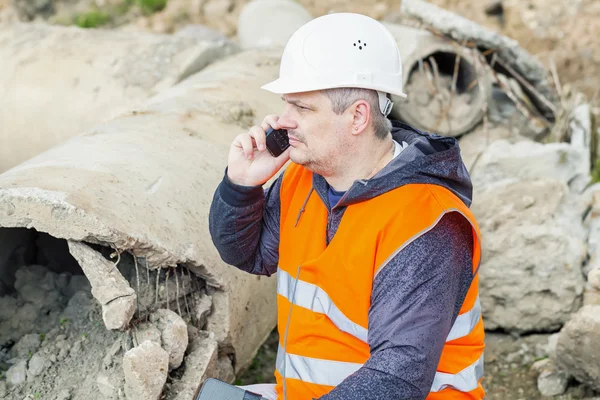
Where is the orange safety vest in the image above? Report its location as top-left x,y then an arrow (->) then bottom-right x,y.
274,163 -> 485,400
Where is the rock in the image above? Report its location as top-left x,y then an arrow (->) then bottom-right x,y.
457,124 -> 517,172
556,305 -> 600,391
0,295 -> 18,321
0,380 -> 6,397
123,340 -> 169,400
68,241 -> 137,331
97,373 -> 117,399
175,24 -> 228,42
584,286 -> 600,306
531,358 -> 551,374
472,178 -> 587,332
54,388 -> 72,400
470,139 -> 589,193
169,333 -> 219,400
151,309 -> 189,370
64,275 -> 91,299
194,293 -> 212,329
102,340 -> 124,371
27,353 -> 51,381
62,290 -> 96,321
103,297 -> 137,331
536,358 -> 569,397
570,104 -> 593,150
12,0 -> 54,20
6,359 -> 27,387
590,268 -> 600,289
14,265 -> 61,308
11,333 -> 41,359
238,0 -> 312,49
546,333 -> 560,357
137,323 -> 162,347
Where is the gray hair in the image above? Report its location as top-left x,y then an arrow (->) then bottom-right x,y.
322,88 -> 392,140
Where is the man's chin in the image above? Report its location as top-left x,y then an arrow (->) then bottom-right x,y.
289,149 -> 304,165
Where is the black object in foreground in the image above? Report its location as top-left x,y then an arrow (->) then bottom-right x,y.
265,127 -> 290,157
195,378 -> 264,400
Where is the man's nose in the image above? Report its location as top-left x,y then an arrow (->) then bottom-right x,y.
277,109 -> 298,131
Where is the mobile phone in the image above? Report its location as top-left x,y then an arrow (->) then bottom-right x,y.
265,127 -> 290,157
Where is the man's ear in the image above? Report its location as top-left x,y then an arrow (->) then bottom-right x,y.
350,100 -> 370,136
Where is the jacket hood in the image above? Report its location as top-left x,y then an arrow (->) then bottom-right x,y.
311,120 -> 473,208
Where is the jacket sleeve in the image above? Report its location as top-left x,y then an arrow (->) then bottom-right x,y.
208,169 -> 283,276
318,212 -> 475,400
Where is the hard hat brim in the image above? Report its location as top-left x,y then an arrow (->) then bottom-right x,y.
261,78 -> 407,98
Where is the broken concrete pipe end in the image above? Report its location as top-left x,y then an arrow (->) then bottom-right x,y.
385,23 -> 492,137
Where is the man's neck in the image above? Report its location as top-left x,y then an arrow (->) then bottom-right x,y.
325,134 -> 394,192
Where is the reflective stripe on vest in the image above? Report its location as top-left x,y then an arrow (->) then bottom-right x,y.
276,345 -> 362,387
277,345 -> 484,392
430,353 -> 485,393
277,268 -> 369,343
277,267 -> 481,344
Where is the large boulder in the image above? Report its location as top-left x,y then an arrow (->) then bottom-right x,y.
470,139 -> 589,333
556,305 -> 600,391
472,178 -> 586,332
471,139 -> 589,193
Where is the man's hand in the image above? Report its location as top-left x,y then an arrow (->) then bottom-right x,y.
227,115 -> 291,187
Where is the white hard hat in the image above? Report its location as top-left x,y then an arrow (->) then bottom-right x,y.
261,12 -> 407,116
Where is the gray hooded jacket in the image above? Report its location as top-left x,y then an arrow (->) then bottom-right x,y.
209,121 -> 476,400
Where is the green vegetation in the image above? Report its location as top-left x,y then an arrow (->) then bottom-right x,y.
137,0 -> 168,14
68,0 -> 167,29
591,159 -> 600,183
75,10 -> 110,28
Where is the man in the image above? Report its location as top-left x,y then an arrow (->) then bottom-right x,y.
209,12 -> 484,400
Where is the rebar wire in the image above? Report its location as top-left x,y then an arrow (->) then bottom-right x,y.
174,267 -> 182,316
165,268 -> 170,311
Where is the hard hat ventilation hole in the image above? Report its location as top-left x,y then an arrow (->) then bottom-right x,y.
353,40 -> 367,50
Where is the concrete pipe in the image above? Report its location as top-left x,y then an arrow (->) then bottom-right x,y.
0,49 -> 284,399
384,23 -> 492,137
0,22 -> 237,173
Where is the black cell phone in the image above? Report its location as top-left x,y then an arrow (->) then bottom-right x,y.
265,127 -> 290,157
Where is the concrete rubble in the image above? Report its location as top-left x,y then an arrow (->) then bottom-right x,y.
556,305 -> 600,392
123,340 -> 170,400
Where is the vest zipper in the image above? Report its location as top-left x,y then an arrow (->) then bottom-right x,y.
282,264 -> 302,400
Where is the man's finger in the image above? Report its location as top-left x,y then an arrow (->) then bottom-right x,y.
249,126 -> 267,151
260,115 -> 280,132
237,133 -> 255,159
